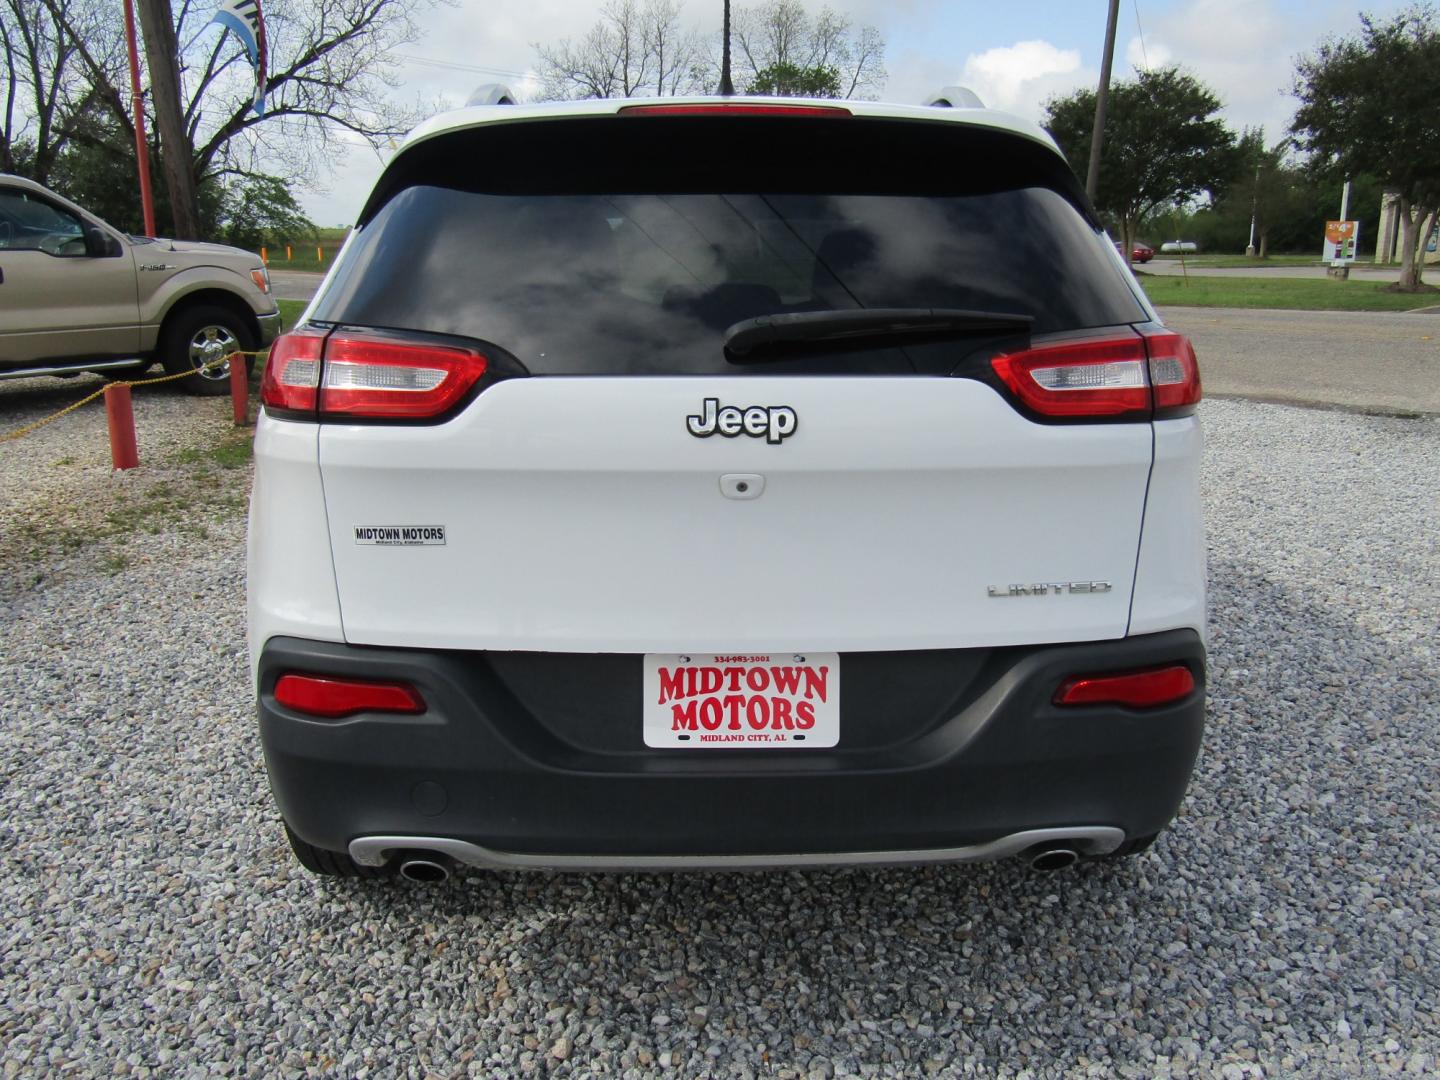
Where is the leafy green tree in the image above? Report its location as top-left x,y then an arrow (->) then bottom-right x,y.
46,110 -> 313,249
747,61 -> 840,97
214,175 -> 316,252
1043,67 -> 1238,265
1291,4 -> 1440,290
1213,128 -> 1315,258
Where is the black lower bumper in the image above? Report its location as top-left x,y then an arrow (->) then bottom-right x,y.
258,630 -> 1205,862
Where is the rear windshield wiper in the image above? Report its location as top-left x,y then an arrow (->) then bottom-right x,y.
723,308 -> 1034,362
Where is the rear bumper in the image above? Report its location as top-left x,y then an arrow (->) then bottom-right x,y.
258,629 -> 1205,867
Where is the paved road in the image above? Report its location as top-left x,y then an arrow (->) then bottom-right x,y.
1160,306 -> 1440,416
269,269 -> 324,300
1143,260 -> 1413,280
263,271 -> 1438,415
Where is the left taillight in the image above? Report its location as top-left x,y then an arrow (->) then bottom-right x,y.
274,673 -> 426,719
260,329 -> 488,422
319,333 -> 487,419
260,328 -> 326,419
990,330 -> 1202,421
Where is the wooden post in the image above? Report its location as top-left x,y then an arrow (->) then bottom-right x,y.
105,384 -> 140,470
230,355 -> 249,426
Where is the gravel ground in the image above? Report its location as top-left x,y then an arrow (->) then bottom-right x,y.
1,396 -> 1437,1078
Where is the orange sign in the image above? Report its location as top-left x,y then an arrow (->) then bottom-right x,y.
1325,220 -> 1357,245
1324,220 -> 1360,263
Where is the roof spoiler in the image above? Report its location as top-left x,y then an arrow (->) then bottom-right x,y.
466,83 -> 517,107
924,86 -> 985,109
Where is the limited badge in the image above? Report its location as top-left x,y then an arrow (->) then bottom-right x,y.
354,525 -> 446,546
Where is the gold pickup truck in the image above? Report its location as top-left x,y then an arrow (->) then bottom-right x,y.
0,174 -> 281,395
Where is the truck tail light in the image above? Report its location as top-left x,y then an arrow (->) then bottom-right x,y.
260,329 -> 488,422
1054,664 -> 1196,709
991,330 -> 1202,420
274,673 -> 426,719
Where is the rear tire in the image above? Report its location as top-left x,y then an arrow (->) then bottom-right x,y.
159,304 -> 254,396
283,822 -> 392,879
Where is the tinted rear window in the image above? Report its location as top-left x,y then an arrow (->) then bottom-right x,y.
314,116 -> 1146,376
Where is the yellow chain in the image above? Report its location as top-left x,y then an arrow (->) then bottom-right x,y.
0,350 -> 269,446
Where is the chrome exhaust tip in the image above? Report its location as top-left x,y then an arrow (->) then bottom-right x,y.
398,857 -> 451,883
1028,846 -> 1080,872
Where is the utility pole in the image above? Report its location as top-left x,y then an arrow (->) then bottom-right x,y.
1085,0 -> 1121,202
121,0 -> 157,237
718,0 -> 735,95
1246,165 -> 1259,257
134,0 -> 200,238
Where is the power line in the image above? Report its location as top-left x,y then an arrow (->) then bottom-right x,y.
394,53 -> 529,80
1132,0 -> 1151,71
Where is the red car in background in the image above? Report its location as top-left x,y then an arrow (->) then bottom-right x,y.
1116,240 -> 1154,263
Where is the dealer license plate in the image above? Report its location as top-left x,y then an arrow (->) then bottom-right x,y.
642,653 -> 840,748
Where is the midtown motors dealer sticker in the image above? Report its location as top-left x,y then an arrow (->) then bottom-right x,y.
642,653 -> 840,748
354,525 -> 447,546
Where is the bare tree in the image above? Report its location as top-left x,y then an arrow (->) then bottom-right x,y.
731,0 -> 884,99
534,0 -> 707,100
2,0 -> 83,179
3,0 -> 436,233
648,0 -> 703,96
1,12 -> 20,171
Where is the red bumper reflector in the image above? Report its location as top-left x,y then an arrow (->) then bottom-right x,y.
274,673 -> 426,719
1054,664 -> 1196,708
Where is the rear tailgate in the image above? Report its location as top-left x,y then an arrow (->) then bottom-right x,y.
319,375 -> 1149,652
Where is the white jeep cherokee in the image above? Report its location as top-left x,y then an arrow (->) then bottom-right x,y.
248,95 -> 1205,882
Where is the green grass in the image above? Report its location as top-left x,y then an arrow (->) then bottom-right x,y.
1150,254 -> 1320,269
276,299 -> 307,326
1139,275 -> 1440,311
262,228 -> 349,272
172,431 -> 255,470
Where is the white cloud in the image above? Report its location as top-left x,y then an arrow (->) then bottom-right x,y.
1124,35 -> 1172,73
1119,0 -> 1366,142
954,40 -> 1094,122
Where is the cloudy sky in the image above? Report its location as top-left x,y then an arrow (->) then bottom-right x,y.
296,0 -> 1408,225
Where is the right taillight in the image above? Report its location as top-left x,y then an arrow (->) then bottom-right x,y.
1141,330 -> 1203,417
991,330 -> 1202,421
260,328 -> 488,422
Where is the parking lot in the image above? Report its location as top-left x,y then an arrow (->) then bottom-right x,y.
0,372 -> 1435,1076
